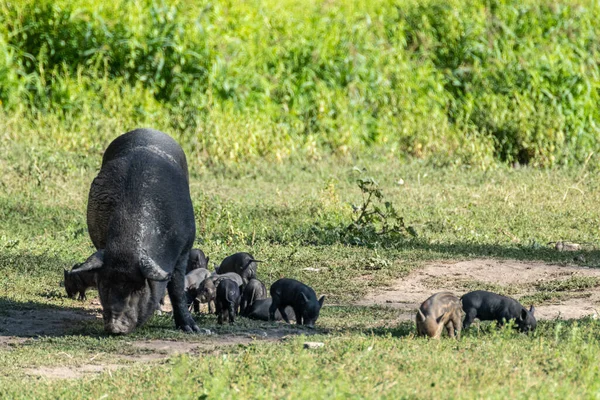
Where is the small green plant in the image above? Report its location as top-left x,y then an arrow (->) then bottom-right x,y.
347,176 -> 417,244
311,170 -> 416,247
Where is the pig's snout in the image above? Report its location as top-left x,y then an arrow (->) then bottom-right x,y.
104,316 -> 133,335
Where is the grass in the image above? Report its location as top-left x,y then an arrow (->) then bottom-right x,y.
1,0 -> 600,396
517,276 -> 600,305
3,320 -> 600,398
536,276 -> 600,292
519,291 -> 591,306
424,277 -> 521,296
2,150 -> 600,397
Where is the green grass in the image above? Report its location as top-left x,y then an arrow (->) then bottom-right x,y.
2,0 -> 600,395
519,291 -> 591,306
536,276 -> 600,292
424,277 -> 521,296
516,276 -> 600,305
2,153 -> 600,397
3,320 -> 600,399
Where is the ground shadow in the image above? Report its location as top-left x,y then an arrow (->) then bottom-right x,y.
0,296 -> 326,340
412,240 -> 600,266
293,227 -> 600,266
0,298 -> 100,338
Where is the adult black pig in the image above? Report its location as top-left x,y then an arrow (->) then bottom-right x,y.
75,128 -> 199,334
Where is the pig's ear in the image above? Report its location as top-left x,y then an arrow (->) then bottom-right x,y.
529,305 -> 535,316
417,309 -> 426,321
520,308 -> 528,321
139,252 -> 171,282
300,292 -> 309,304
436,312 -> 447,324
318,295 -> 325,308
76,250 -> 105,272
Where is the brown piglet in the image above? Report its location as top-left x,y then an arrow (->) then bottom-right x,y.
416,292 -> 462,339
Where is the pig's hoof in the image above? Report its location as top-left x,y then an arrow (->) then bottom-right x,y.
181,325 -> 193,333
179,323 -> 200,333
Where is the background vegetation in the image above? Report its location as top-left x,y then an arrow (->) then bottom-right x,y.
0,0 -> 599,167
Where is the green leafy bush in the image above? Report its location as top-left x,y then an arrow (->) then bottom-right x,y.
0,0 -> 598,166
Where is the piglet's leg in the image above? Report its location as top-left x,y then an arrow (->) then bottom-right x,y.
446,321 -> 455,338
451,314 -> 462,340
279,306 -> 291,324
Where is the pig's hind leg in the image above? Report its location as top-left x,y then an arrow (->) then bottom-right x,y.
451,313 -> 462,340
228,302 -> 236,324
293,308 -> 303,326
216,299 -> 224,325
445,321 -> 455,338
279,306 -> 291,324
269,296 -> 280,322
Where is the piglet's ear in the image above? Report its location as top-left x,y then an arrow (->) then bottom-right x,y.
76,250 -> 105,272
436,312 -> 447,324
318,295 -> 325,308
300,292 -> 309,304
529,305 -> 535,316
521,308 -> 529,321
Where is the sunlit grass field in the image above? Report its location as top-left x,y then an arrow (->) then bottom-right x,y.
2,0 -> 600,397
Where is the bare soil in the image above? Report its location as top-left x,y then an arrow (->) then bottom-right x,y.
22,335 -> 285,380
357,259 -> 600,320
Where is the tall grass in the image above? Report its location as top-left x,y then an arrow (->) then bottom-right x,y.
0,0 -> 599,166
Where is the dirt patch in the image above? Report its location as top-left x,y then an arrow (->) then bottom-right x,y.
127,334 -> 278,359
0,336 -> 28,347
22,333 -> 287,380
1,297 -> 319,380
357,259 -> 600,320
25,364 -> 122,379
